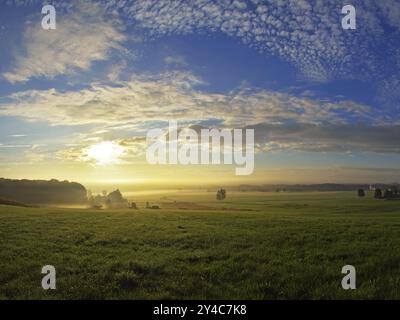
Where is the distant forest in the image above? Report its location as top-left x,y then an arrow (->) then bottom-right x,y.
0,178 -> 87,205
238,183 -> 400,192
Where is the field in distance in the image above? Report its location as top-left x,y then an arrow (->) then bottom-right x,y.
1,191 -> 400,299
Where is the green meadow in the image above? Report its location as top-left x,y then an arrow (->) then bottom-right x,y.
1,191 -> 400,300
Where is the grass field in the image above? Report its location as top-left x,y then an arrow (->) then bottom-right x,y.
1,191 -> 400,300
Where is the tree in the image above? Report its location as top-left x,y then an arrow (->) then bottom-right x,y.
0,178 -> 87,205
357,189 -> 365,197
384,189 -> 393,199
216,188 -> 226,200
107,189 -> 124,203
129,202 -> 137,209
374,189 -> 382,199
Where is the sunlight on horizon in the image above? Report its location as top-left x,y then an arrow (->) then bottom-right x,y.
86,141 -> 125,166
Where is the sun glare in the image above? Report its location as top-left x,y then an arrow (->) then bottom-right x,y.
86,141 -> 124,166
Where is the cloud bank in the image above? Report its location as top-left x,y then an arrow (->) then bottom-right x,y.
1,70 -> 399,156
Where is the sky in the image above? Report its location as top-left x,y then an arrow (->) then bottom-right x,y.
0,0 -> 400,187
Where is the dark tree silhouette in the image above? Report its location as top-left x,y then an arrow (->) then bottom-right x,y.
384,189 -> 394,199
357,189 -> 365,197
374,189 -> 383,199
216,188 -> 226,200
89,189 -> 128,209
0,178 -> 87,205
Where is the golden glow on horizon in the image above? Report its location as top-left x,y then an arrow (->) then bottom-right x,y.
86,141 -> 124,166
2,152 -> 396,186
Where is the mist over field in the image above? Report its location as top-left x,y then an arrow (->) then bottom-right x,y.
1,190 -> 400,300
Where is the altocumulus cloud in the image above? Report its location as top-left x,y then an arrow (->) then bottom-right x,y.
6,0 -> 400,83
4,0 -> 400,105
102,0 -> 400,83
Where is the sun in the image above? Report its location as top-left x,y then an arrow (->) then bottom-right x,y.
86,141 -> 124,166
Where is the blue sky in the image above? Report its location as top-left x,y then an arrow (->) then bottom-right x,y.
0,0 -> 400,184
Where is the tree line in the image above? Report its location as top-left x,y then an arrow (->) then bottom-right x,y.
0,178 -> 87,205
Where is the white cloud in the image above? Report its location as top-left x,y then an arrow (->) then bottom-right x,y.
3,0 -> 126,83
0,25 -> 6,39
252,123 -> 400,154
0,71 -> 377,127
164,55 -> 187,66
4,0 -> 400,92
94,0 -> 398,85
2,70 -> 398,155
110,0 -> 375,81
